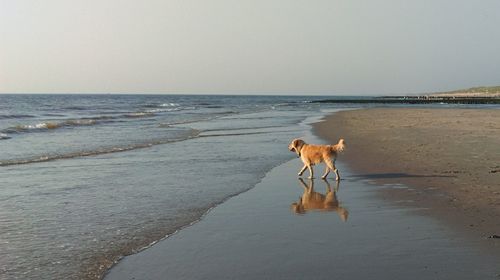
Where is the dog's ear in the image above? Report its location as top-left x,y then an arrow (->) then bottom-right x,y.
289,138 -> 305,156
291,200 -> 305,214
293,139 -> 305,150
289,139 -> 295,151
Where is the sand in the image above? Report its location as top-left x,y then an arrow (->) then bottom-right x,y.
314,108 -> 500,235
104,122 -> 500,280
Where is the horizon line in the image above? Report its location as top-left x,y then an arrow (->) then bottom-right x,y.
0,92 -> 420,96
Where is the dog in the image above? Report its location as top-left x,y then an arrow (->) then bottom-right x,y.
288,138 -> 345,180
291,178 -> 348,221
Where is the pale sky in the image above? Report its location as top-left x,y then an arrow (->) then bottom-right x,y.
1,0 -> 500,95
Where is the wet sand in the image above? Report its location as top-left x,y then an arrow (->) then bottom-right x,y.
314,108 -> 500,235
104,124 -> 500,280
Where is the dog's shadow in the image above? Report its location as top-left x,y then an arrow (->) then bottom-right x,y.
291,178 -> 349,221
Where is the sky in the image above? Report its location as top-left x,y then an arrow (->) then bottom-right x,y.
1,0 -> 500,95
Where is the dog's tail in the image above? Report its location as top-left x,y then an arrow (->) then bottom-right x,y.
330,138 -> 345,153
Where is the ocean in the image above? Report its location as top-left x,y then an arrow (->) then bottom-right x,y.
0,94 -> 359,279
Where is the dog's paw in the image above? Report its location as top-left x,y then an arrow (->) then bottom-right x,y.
307,176 -> 313,179
298,173 -> 303,176
321,176 -> 327,179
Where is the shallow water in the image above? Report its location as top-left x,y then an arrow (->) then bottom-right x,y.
0,95 -> 359,279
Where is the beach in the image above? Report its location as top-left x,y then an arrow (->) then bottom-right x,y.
105,109 -> 500,280
314,108 -> 500,235
105,114 -> 500,280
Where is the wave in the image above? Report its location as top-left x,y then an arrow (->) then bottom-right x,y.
63,106 -> 88,110
13,122 -> 62,131
123,112 -> 156,118
0,130 -> 200,167
43,113 -> 67,117
202,125 -> 284,132
3,119 -> 101,133
205,105 -> 224,108
0,128 -> 284,166
143,102 -> 180,108
126,106 -> 196,117
160,103 -> 180,107
0,106 -> 236,138
145,108 -> 182,113
199,131 -> 276,138
0,114 -> 35,119
0,133 -> 11,140
1,111 -> 155,135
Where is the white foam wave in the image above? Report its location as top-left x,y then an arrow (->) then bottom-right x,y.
5,119 -> 101,134
124,112 -> 155,118
65,119 -> 97,126
160,103 -> 180,107
146,107 -> 183,113
0,133 -> 11,140
0,129 -> 201,166
0,114 -> 35,119
18,122 -> 60,130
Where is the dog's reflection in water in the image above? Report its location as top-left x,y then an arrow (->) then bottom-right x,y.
291,178 -> 349,221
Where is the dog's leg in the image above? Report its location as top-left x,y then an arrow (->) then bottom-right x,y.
333,164 -> 340,181
326,160 -> 340,181
323,160 -> 334,179
323,178 -> 331,193
298,178 -> 308,189
298,165 -> 307,176
321,165 -> 330,179
307,165 -> 314,179
307,179 -> 314,194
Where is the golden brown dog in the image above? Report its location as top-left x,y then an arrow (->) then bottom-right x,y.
291,178 -> 349,221
288,138 -> 345,180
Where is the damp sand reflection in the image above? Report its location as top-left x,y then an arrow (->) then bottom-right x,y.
291,178 -> 348,221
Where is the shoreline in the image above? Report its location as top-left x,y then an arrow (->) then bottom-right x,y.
104,120 -> 500,280
313,108 -> 500,236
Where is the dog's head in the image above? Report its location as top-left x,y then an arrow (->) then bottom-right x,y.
291,198 -> 305,214
337,207 -> 349,222
288,138 -> 305,157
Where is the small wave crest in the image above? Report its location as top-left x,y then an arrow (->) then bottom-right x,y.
0,129 -> 200,167
145,108 -> 181,113
63,106 -> 88,111
0,114 -> 35,119
1,110 -> 162,136
142,102 -> 192,113
15,122 -> 61,131
160,103 -> 180,107
3,118 -> 102,134
143,102 -> 180,108
0,133 -> 11,140
124,112 -> 156,118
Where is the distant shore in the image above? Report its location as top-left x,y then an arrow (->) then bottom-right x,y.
430,86 -> 500,98
312,96 -> 500,104
314,108 -> 500,235
313,86 -> 500,104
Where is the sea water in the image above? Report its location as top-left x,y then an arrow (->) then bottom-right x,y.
0,94 -> 360,279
